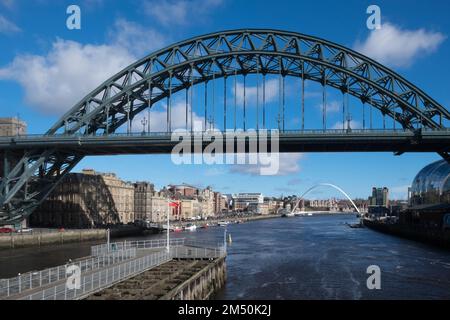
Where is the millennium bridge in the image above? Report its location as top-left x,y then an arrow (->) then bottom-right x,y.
1,29 -> 450,224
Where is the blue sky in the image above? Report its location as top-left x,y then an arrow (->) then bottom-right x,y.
1,0 -> 450,199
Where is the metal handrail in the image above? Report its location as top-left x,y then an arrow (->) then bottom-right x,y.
91,238 -> 186,256
1,127 -> 450,141
21,250 -> 172,301
19,243 -> 226,300
0,248 -> 136,299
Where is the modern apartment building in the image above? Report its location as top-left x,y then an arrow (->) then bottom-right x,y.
369,187 -> 390,207
232,193 -> 264,211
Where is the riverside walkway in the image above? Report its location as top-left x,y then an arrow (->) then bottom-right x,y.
0,238 -> 226,300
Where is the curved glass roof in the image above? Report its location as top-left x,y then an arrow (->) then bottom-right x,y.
411,160 -> 450,205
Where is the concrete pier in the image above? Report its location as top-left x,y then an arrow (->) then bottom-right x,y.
0,229 -> 107,250
1,239 -> 226,300
0,226 -> 146,251
86,257 -> 226,300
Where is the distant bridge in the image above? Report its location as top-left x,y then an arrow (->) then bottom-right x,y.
1,29 -> 450,224
291,183 -> 361,214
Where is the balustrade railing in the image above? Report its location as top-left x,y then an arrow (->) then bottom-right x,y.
1,238 -> 226,300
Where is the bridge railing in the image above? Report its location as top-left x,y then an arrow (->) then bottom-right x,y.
18,241 -> 226,300
20,250 -> 171,301
1,128 -> 450,141
171,243 -> 227,260
91,238 -> 186,256
0,248 -> 137,299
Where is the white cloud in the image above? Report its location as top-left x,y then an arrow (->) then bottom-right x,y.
132,99 -> 205,133
230,153 -> 304,176
331,120 -> 361,130
0,14 -> 20,34
354,23 -> 446,68
0,40 -> 134,114
0,19 -> 167,115
316,100 -> 341,114
144,0 -> 223,26
109,18 -> 166,58
233,79 -> 279,106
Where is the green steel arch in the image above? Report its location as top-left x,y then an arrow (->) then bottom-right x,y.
49,29 -> 449,136
1,29 -> 449,224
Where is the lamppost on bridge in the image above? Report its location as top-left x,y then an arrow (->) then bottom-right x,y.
346,115 -> 353,133
141,117 -> 148,135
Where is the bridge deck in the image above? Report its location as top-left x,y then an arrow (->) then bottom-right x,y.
1,130 -> 449,155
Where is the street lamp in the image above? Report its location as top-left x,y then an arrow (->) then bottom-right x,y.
141,117 -> 148,134
166,201 -> 170,253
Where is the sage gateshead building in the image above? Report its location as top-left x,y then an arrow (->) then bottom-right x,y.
405,160 -> 450,229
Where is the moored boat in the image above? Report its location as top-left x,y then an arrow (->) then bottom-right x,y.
184,223 -> 197,231
172,226 -> 183,232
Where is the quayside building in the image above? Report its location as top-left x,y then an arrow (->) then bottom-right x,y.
405,160 -> 450,229
365,159 -> 450,247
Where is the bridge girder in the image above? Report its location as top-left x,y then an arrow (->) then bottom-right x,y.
1,29 -> 449,224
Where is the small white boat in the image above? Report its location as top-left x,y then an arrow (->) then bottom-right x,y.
218,221 -> 230,227
282,213 -> 295,218
184,224 -> 197,231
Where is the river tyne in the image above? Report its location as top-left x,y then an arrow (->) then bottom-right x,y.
1,214 -> 450,299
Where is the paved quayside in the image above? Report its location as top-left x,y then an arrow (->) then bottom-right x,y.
86,257 -> 226,300
0,238 -> 226,300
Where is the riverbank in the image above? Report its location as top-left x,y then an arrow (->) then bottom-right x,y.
187,213 -> 282,226
0,215 -> 280,250
153,214 -> 283,232
0,225 -> 144,251
363,219 -> 450,249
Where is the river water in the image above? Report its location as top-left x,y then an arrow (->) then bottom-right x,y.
1,214 -> 450,299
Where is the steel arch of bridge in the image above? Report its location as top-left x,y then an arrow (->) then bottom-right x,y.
1,28 -> 450,224
49,29 -> 450,136
291,183 -> 361,214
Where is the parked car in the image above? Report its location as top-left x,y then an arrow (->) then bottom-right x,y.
16,228 -> 33,234
0,227 -> 14,234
